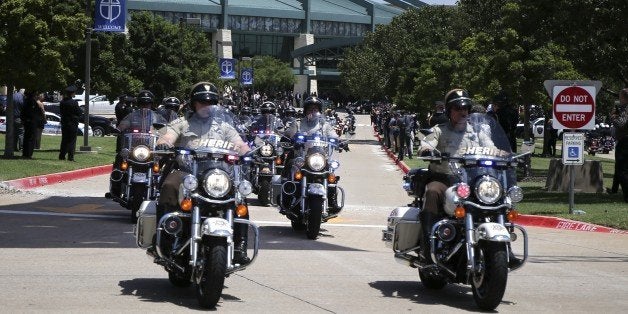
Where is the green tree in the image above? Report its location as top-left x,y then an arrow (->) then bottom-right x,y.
124,12 -> 218,100
242,55 -> 295,96
0,0 -> 87,157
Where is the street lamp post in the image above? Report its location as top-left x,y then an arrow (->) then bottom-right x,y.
80,0 -> 93,152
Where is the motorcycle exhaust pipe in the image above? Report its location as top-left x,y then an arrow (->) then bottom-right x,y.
110,169 -> 124,182
282,181 -> 297,195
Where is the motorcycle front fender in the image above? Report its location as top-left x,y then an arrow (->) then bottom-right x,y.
475,222 -> 511,242
307,183 -> 326,196
201,217 -> 233,238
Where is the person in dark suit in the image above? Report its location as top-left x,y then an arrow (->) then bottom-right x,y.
58,85 -> 82,161
21,91 -> 40,159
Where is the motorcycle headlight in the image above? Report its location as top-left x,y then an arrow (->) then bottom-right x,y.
307,153 -> 326,171
132,145 -> 151,162
330,160 -> 340,170
238,180 -> 253,196
203,169 -> 232,198
475,176 -> 502,204
507,186 -> 524,203
182,174 -> 198,191
259,144 -> 274,157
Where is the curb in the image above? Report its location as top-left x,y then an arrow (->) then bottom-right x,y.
372,130 -> 626,235
1,165 -> 112,190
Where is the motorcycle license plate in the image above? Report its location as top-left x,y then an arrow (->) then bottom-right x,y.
132,172 -> 147,182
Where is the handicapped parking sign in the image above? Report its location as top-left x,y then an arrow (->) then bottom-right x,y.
562,132 -> 584,165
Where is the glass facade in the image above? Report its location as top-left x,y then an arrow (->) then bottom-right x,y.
311,20 -> 369,37
232,34 -> 294,62
229,15 -> 302,34
138,10 -> 221,30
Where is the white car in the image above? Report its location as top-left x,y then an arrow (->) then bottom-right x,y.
74,94 -> 117,118
0,112 -> 93,136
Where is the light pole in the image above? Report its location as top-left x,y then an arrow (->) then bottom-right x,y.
80,0 -> 93,152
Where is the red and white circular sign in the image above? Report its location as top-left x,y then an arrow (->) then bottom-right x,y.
552,86 -> 596,130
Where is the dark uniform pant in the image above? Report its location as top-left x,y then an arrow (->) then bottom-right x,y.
59,124 -> 78,160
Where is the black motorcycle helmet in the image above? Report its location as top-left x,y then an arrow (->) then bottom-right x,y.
283,106 -> 296,117
136,90 -> 155,107
162,96 -> 181,111
240,106 -> 251,115
444,89 -> 473,116
303,96 -> 323,114
189,82 -> 219,104
260,101 -> 277,114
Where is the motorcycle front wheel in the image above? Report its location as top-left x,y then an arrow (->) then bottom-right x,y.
196,238 -> 227,309
306,196 -> 323,240
471,241 -> 508,311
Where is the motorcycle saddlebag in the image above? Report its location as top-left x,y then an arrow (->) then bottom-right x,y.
383,206 -> 421,251
135,201 -> 156,249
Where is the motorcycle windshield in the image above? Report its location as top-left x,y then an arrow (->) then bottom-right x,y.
449,113 -> 517,188
251,115 -> 280,135
124,132 -> 158,149
450,113 -> 513,160
174,106 -> 243,156
296,133 -> 340,152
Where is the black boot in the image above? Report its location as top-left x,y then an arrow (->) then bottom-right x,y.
233,222 -> 250,264
508,246 -> 523,269
233,237 -> 250,264
420,211 -> 436,264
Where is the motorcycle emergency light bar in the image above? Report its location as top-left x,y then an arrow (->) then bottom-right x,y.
225,155 -> 239,164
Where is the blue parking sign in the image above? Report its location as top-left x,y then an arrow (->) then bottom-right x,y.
241,68 -> 253,85
219,58 -> 236,79
568,147 -> 579,158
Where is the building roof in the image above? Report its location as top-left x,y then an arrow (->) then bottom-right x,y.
128,0 -> 411,24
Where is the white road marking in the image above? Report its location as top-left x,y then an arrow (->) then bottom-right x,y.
0,209 -> 127,219
252,220 -> 386,229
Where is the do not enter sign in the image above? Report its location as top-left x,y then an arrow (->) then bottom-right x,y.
552,86 -> 596,130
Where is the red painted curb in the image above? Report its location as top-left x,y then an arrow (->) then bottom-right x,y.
372,130 -> 626,234
2,165 -> 112,190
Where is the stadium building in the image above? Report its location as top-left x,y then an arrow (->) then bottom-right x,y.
127,0 -> 427,98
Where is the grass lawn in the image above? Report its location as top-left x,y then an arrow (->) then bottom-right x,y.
0,134 -> 116,181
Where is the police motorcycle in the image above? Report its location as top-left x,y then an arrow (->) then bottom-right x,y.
382,113 -> 529,311
106,126 -> 164,223
248,115 -> 287,206
134,108 -> 259,309
276,130 -> 348,239
344,112 -> 356,135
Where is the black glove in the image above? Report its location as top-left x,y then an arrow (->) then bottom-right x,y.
155,143 -> 170,151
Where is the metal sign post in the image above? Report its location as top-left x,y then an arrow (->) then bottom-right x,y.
562,132 -> 584,214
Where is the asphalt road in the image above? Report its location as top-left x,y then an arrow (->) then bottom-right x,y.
0,115 -> 626,313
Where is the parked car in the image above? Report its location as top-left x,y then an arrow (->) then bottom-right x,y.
44,103 -> 116,136
516,117 -> 563,139
0,112 -> 93,136
74,93 -> 117,118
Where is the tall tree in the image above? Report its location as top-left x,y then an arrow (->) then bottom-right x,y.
0,0 -> 87,157
125,12 -> 219,100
